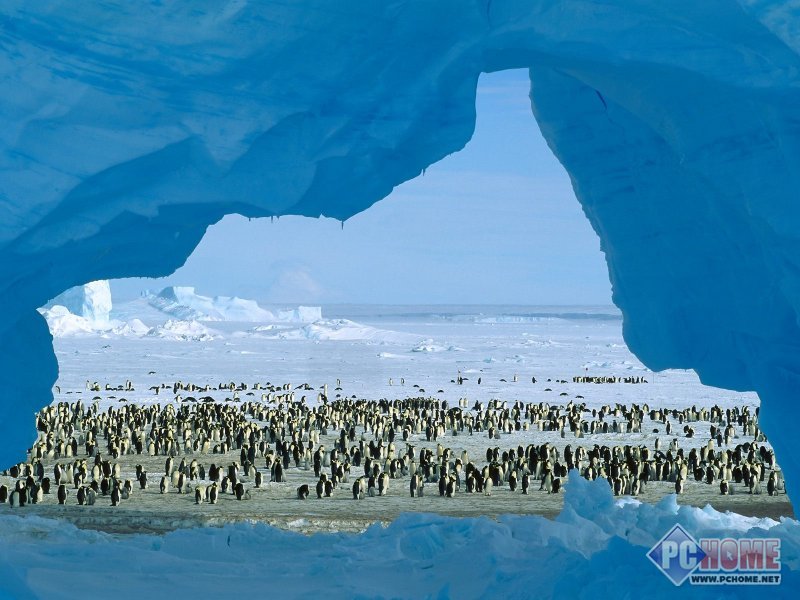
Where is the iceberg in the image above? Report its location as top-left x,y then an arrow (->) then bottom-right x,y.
148,286 -> 321,323
44,281 -> 112,324
149,286 -> 275,322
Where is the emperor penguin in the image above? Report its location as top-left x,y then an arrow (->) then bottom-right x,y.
57,484 -> 68,505
297,484 -> 310,500
209,484 -> 219,504
767,472 -> 778,496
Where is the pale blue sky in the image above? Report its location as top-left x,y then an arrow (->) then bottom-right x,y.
113,70 -> 612,306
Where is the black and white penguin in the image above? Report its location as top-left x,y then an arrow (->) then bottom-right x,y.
209,484 -> 219,504
410,474 -> 421,497
111,486 -> 121,506
160,476 -> 169,494
297,484 -> 309,500
195,486 -> 205,504
352,479 -> 364,500
139,471 -> 148,490
0,485 -> 7,503
255,471 -> 263,488
720,480 -> 729,495
521,473 -> 530,495
768,472 -> 777,496
675,475 -> 685,495
77,486 -> 87,505
234,482 -> 246,500
315,478 -> 324,499
57,484 -> 68,505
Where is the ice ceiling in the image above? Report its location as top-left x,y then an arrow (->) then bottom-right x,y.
1,0 -> 800,488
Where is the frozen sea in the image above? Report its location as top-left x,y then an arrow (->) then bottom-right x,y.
52,302 -> 757,413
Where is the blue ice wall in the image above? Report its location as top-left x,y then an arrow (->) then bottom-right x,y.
2,0 -> 800,490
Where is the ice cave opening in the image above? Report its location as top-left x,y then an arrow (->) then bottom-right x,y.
5,2 -> 800,595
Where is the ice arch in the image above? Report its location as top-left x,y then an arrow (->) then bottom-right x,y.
1,0 -> 799,489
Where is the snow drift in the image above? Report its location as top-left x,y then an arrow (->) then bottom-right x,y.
254,318 -> 419,344
0,475 -> 795,599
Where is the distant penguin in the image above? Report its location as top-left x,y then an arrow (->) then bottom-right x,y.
297,484 -> 310,500
160,476 -> 169,494
209,484 -> 219,504
234,482 -> 246,500
195,486 -> 204,504
111,486 -> 121,506
352,479 -> 364,500
87,488 -> 97,506
675,476 -> 685,495
521,473 -> 530,495
0,485 -> 7,503
484,478 -> 493,496
255,471 -> 263,488
720,480 -> 729,495
139,471 -> 148,490
57,484 -> 68,505
77,486 -> 87,505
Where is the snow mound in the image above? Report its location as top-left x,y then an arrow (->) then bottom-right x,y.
582,360 -> 647,371
40,306 -> 104,338
146,319 -> 218,342
106,318 -> 151,338
45,281 -> 113,324
266,319 -> 419,343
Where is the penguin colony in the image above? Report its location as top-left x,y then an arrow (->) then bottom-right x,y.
0,376 -> 785,516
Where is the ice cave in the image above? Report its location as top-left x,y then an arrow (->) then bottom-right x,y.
2,1 -> 800,596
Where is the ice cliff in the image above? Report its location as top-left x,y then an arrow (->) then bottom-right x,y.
1,0 -> 800,492
44,280 -> 112,324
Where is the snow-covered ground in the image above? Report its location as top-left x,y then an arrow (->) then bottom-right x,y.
3,300 -> 796,598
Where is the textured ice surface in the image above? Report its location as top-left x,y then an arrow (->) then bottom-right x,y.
0,476 -> 795,599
